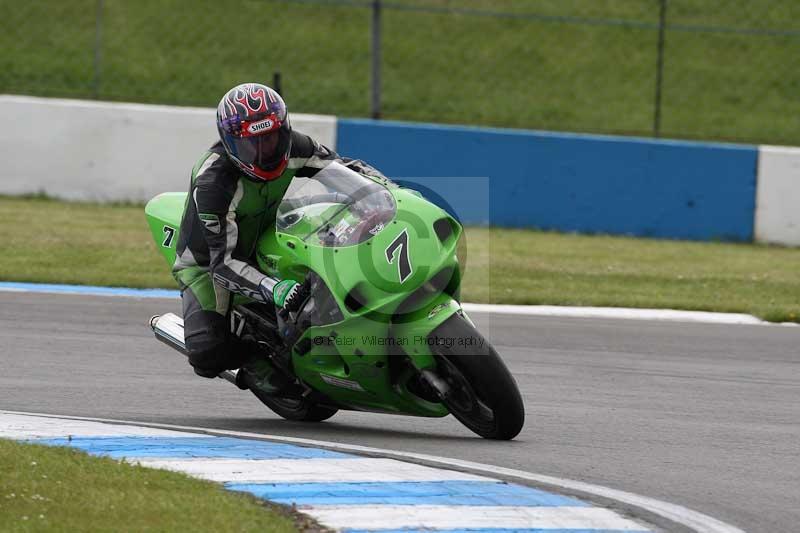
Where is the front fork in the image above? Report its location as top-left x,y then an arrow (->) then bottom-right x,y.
389,294 -> 465,399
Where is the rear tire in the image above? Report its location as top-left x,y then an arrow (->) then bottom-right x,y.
250,390 -> 338,422
430,313 -> 525,440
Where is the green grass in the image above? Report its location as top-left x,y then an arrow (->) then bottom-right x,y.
463,228 -> 800,322
0,196 -> 174,288
1,0 -> 799,144
1,196 -> 798,322
0,439 -> 299,532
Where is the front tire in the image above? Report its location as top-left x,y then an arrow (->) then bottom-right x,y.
250,390 -> 338,422
430,313 -> 525,440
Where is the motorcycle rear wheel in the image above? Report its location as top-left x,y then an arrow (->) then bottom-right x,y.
250,390 -> 339,422
430,313 -> 525,440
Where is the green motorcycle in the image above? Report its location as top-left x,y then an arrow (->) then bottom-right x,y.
145,162 -> 524,440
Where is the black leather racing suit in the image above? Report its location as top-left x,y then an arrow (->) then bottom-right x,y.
173,130 -> 384,376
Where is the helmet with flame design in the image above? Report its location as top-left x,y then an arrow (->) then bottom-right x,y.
216,83 -> 292,181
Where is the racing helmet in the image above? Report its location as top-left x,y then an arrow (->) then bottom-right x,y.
216,83 -> 292,181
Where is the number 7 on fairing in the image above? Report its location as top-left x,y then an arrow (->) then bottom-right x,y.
385,229 -> 412,283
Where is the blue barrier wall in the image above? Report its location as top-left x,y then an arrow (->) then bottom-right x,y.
336,119 -> 759,241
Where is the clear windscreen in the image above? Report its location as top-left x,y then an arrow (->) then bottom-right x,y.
276,162 -> 396,247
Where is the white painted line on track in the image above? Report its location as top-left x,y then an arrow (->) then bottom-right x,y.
137,457 -> 490,484
0,414 -> 190,438
462,303 -> 779,325
305,504 -> 645,530
2,410 -> 746,533
1,280 -> 795,327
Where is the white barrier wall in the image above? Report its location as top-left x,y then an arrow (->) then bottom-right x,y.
755,146 -> 800,246
0,95 -> 337,202
3,95 -> 800,247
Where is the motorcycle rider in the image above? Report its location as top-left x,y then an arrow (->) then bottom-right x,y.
173,82 -> 385,384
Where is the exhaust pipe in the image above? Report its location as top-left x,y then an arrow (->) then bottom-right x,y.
149,313 -> 238,385
150,313 -> 186,353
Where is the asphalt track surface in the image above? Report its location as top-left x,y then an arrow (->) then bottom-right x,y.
1,291 -> 798,532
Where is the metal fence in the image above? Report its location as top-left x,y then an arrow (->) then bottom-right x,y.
3,0 -> 799,145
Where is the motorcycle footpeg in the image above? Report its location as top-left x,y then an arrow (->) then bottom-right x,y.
233,368 -> 250,390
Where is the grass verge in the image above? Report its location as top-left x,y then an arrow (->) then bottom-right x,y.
465,228 -> 800,323
0,195 -> 798,322
0,438 -> 299,532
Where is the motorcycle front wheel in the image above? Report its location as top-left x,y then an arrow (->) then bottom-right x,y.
430,313 -> 525,440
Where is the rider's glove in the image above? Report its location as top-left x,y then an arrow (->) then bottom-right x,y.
271,279 -> 309,313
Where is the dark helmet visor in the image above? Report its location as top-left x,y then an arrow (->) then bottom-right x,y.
223,122 -> 291,172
